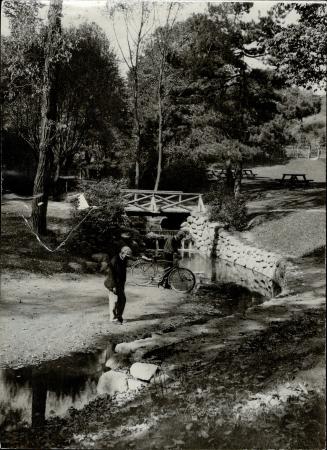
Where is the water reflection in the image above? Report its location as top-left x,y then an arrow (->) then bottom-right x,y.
0,346 -> 112,429
180,252 -> 280,297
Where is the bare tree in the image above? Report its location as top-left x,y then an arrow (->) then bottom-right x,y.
106,1 -> 152,188
152,3 -> 181,191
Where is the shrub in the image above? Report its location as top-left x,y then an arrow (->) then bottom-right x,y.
205,187 -> 248,231
68,178 -> 130,256
160,160 -> 210,192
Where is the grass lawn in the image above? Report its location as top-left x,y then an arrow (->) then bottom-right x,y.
252,158 -> 326,183
245,210 -> 326,258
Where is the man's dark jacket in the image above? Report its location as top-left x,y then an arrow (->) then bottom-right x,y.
104,255 -> 127,292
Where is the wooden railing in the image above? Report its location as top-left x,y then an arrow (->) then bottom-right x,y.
122,189 -> 206,214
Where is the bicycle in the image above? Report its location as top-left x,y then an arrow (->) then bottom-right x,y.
130,255 -> 196,293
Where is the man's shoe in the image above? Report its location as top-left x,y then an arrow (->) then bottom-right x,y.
111,318 -> 119,323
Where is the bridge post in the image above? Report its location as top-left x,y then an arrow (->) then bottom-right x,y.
198,194 -> 206,213
150,194 -> 157,213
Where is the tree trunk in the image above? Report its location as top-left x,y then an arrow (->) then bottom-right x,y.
224,158 -> 235,196
135,159 -> 140,188
31,0 -> 62,234
154,93 -> 163,192
52,159 -> 61,200
133,86 -> 141,189
134,115 -> 141,189
154,59 -> 165,192
234,160 -> 243,198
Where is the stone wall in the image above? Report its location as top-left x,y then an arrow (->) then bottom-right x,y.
180,212 -> 288,288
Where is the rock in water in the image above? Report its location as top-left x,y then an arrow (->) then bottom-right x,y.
130,362 -> 159,381
97,371 -> 128,395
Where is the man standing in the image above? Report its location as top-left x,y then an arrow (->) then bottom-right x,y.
160,230 -> 186,288
163,230 -> 186,266
104,246 -> 132,324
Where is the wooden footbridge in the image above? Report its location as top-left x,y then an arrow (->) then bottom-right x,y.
122,189 -> 206,215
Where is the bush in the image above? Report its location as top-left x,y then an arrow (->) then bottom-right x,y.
205,187 -> 248,231
160,160 -> 209,192
68,178 -> 130,256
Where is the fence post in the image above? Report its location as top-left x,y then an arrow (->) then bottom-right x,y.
150,194 -> 157,213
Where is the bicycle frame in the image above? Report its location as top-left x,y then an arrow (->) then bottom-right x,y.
131,256 -> 196,292
135,257 -> 178,283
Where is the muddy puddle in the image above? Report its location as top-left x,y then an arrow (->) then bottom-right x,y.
0,254 -> 281,431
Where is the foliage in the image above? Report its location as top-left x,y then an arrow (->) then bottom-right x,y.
135,3 -> 296,192
55,23 -> 130,177
249,116 -> 294,159
160,159 -> 209,192
267,3 -> 327,89
2,20 -> 130,180
2,0 -> 44,99
68,179 -> 129,255
278,88 -> 321,121
205,187 -> 248,231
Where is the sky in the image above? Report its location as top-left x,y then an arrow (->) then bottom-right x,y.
2,0 -> 324,93
1,1 -> 286,75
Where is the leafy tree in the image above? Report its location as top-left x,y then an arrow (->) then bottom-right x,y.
267,3 -> 327,89
138,3 -> 290,195
277,88 -> 321,121
3,20 -> 130,189
54,23 -> 130,186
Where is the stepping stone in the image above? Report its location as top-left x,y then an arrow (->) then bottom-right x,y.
130,362 -> 159,381
97,370 -> 128,395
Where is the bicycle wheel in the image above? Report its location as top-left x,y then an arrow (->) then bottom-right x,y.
168,267 -> 195,293
131,260 -> 156,286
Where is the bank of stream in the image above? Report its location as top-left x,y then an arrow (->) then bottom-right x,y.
0,252 -> 325,449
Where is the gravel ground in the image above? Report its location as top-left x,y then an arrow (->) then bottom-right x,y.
0,270 -> 184,369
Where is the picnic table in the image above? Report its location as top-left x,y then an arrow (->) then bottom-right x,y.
206,168 -> 257,181
242,169 -> 256,179
278,173 -> 313,187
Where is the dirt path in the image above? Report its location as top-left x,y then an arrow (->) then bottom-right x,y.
0,270 -> 184,368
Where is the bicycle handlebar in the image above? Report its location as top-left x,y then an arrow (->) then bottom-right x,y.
138,255 -> 180,266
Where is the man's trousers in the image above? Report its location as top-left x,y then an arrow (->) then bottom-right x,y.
108,289 -> 126,321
